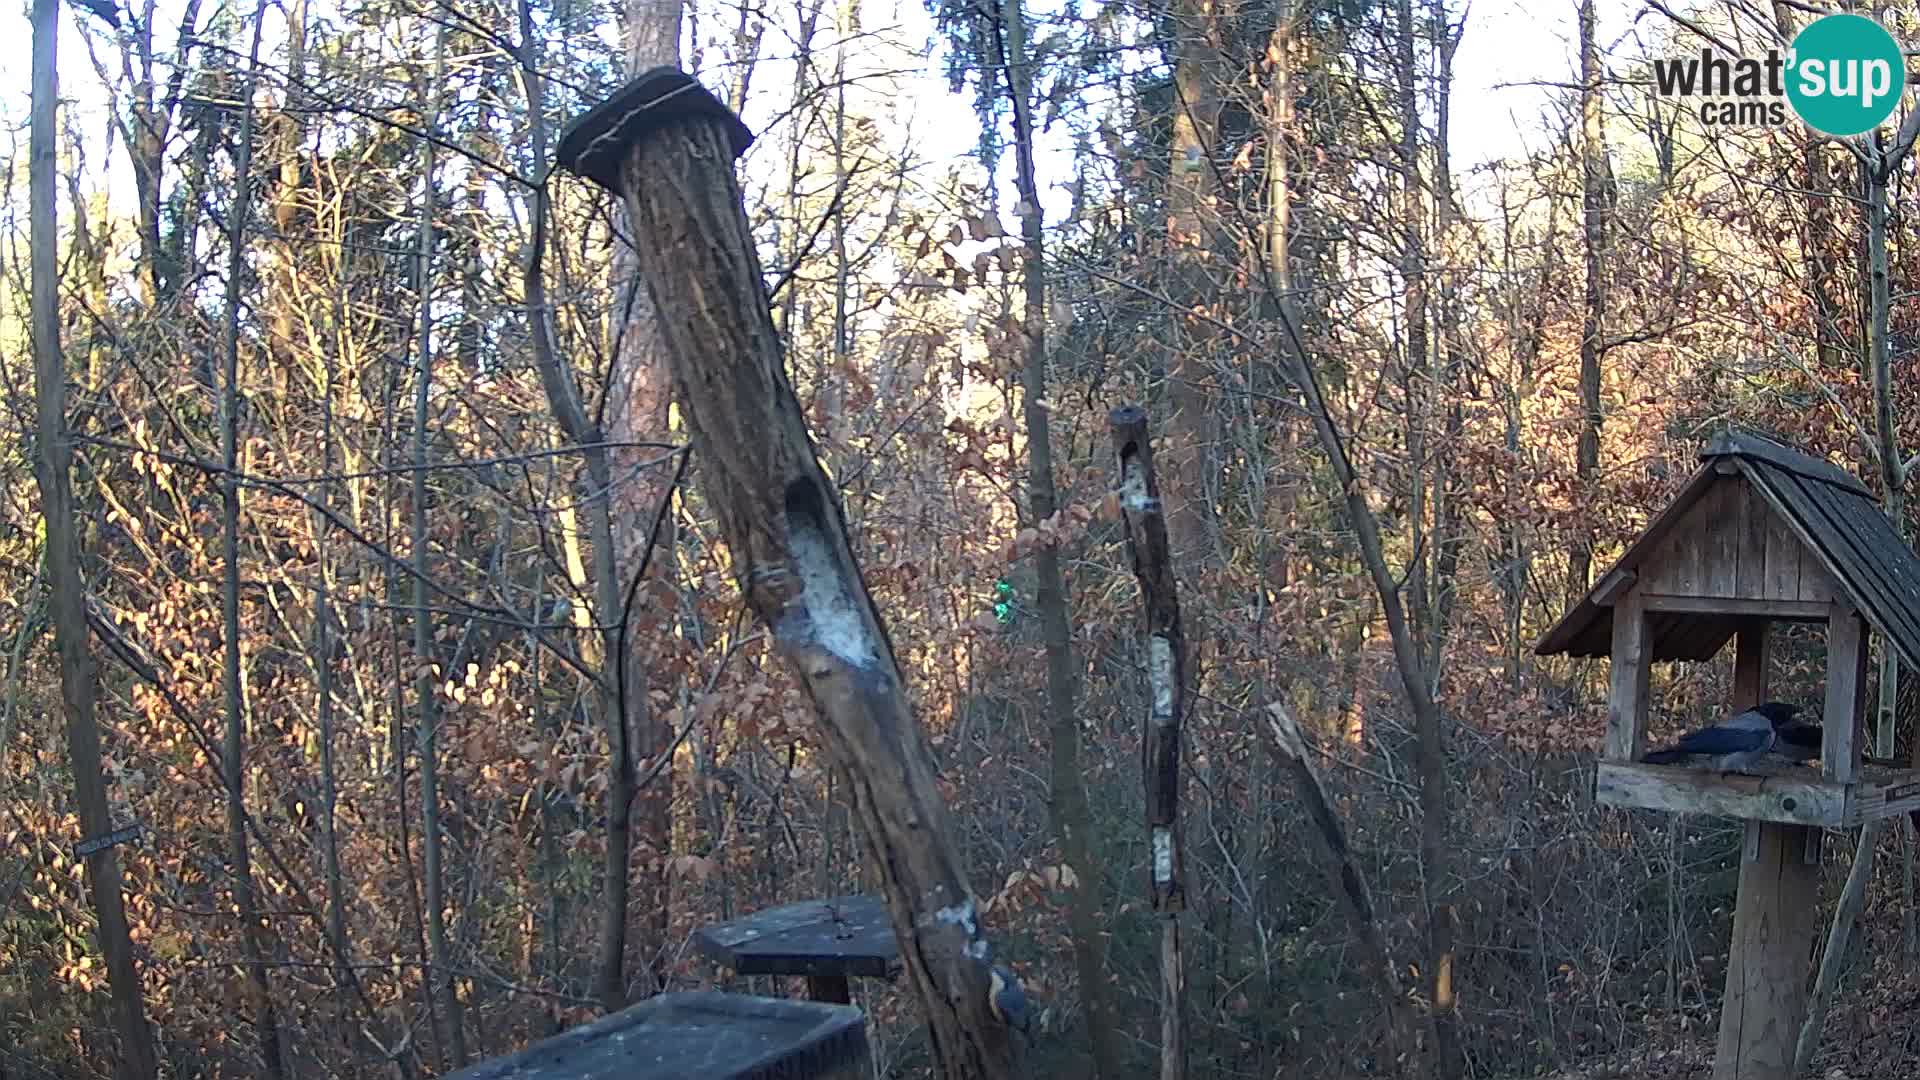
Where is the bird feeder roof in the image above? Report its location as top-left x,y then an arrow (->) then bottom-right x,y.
1536,429 -> 1920,670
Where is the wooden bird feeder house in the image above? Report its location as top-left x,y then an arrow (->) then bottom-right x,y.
1537,429 -> 1920,1080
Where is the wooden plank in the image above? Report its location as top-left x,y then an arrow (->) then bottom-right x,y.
1712,823 -> 1820,1080
1822,603 -> 1867,785
693,895 -> 900,980
1735,481 -> 1770,598
1703,478 -> 1741,597
1605,589 -> 1652,762
1733,621 -> 1769,709
1855,771 -> 1920,825
1796,547 -> 1837,603
1595,762 -> 1846,827
1536,464 -> 1722,657
1639,595 -> 1829,620
1591,568 -> 1637,607
1761,494 -> 1802,601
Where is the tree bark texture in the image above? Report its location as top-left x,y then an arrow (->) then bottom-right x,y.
606,0 -> 684,996
995,1 -> 1123,1072
30,0 -> 162,1073
1164,0 -> 1223,564
572,72 -> 1021,1079
1572,0 -> 1609,595
218,10 -> 289,1076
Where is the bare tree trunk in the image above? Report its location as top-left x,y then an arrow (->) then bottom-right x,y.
1796,822 -> 1877,1073
516,0 -> 653,1014
994,4 -> 1124,1074
1424,0 -> 1465,688
604,0 -> 684,999
412,25 -> 467,1067
30,2 -> 161,1074
1393,0 -> 1431,651
1571,0 -> 1608,595
317,280 -> 352,1028
217,10 -> 289,1077
1164,0 -> 1222,565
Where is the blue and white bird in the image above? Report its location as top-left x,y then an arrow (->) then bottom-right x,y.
988,966 -> 1032,1035
1642,701 -> 1804,772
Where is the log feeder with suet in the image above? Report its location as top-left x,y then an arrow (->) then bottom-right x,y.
553,69 -> 1021,1078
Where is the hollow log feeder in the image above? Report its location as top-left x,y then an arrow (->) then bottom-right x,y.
1537,429 -> 1920,1080
445,992 -> 869,1080
695,894 -> 902,1005
554,69 -> 1019,1078
1109,405 -> 1188,1078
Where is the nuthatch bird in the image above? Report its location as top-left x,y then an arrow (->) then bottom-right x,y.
987,965 -> 1032,1035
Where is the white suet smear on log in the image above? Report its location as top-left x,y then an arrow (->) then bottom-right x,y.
1149,634 -> 1176,723
783,486 -> 879,669
1152,826 -> 1174,885
933,898 -> 991,960
1118,455 -> 1159,514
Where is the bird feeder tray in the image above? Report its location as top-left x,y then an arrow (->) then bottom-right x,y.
1595,760 -> 1920,827
445,992 -> 869,1080
694,894 -> 902,1004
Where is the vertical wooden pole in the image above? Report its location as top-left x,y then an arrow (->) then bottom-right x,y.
1714,621 -> 1819,1080
1606,588 -> 1650,761
1110,406 -> 1189,1080
1821,602 -> 1867,785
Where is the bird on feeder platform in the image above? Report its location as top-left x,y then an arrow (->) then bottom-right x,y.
988,965 -> 1032,1036
1642,701 -> 1804,773
1776,715 -> 1825,763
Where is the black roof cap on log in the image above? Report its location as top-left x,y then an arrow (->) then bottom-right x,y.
555,67 -> 753,192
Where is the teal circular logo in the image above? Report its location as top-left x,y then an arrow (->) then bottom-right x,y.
1787,14 -> 1906,137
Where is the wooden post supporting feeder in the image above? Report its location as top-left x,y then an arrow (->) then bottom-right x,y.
1537,430 -> 1920,1080
554,69 -> 1019,1078
695,894 -> 902,1005
445,992 -> 870,1080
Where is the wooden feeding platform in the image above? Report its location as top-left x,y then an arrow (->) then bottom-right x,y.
445,992 -> 869,1080
694,894 -> 902,1004
1537,429 -> 1920,1080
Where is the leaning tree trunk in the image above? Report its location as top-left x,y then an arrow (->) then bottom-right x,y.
30,0 -> 162,1074
555,70 -> 1022,1079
